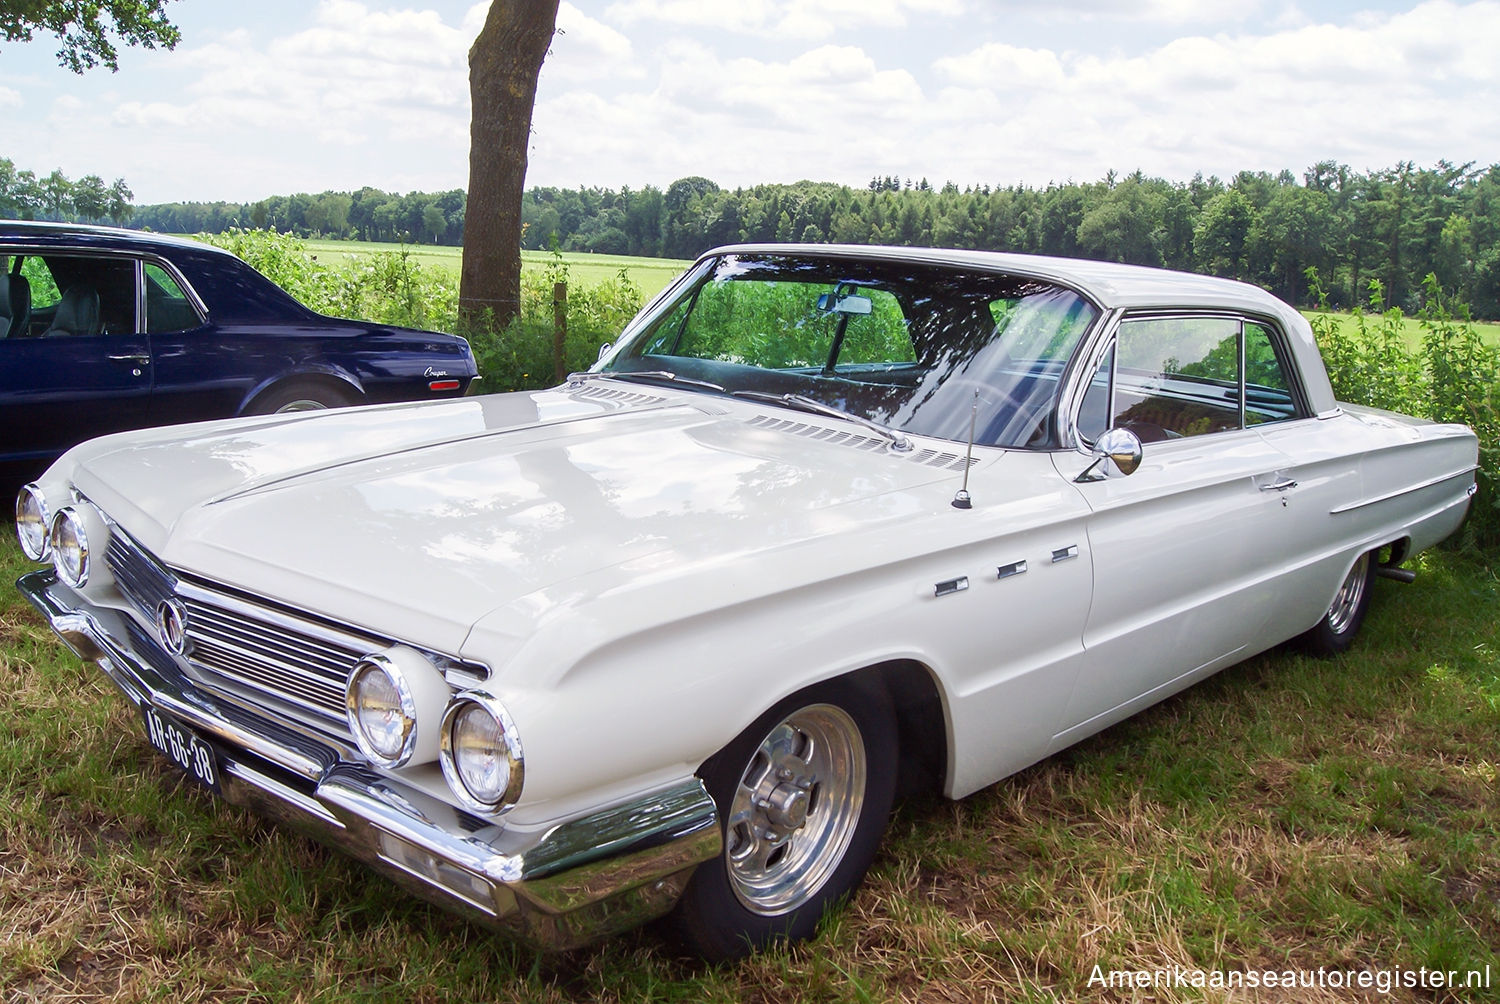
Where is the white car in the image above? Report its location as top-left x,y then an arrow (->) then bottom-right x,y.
16,245 -> 1478,960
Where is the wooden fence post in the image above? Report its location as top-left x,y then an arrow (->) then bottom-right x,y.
553,280 -> 567,382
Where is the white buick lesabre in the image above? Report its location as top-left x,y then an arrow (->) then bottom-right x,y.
16,245 -> 1478,959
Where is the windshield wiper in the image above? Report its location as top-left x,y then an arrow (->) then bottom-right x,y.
731,390 -> 912,452
565,370 -> 728,395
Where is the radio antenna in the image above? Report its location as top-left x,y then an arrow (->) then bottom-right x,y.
951,389 -> 980,510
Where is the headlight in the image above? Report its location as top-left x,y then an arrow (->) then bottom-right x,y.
49,507 -> 91,587
16,484 -> 50,561
440,692 -> 524,813
345,647 -> 451,768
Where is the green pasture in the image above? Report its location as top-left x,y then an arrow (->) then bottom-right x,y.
299,238 -> 691,300
1305,309 -> 1500,350
281,239 -> 1500,345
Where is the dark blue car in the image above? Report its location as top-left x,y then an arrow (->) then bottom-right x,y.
1,222 -> 477,482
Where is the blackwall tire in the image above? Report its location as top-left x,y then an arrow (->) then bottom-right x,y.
1301,550 -> 1378,656
669,678 -> 897,961
249,381 -> 359,415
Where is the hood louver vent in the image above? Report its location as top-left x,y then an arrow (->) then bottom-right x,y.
571,385 -> 666,408
746,414 -> 975,472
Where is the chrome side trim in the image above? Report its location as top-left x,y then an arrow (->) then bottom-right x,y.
1051,545 -> 1080,563
1328,466 -> 1480,515
934,576 -> 969,598
997,560 -> 1028,580
17,569 -> 722,950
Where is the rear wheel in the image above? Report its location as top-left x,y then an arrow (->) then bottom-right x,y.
1301,550 -> 1377,655
249,381 -> 359,415
670,679 -> 897,961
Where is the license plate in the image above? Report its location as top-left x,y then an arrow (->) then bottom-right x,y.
140,702 -> 221,795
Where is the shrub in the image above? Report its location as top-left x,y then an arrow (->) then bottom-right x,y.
464,256 -> 644,393
199,229 -> 646,395
1310,272 -> 1500,551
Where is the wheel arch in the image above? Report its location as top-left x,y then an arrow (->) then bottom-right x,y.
239,368 -> 365,415
696,658 -> 953,802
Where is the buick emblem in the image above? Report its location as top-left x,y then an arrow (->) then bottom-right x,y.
156,598 -> 189,655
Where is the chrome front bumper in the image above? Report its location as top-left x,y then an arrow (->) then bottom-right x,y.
18,569 -> 722,951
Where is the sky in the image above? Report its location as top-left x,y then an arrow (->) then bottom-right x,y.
2,0 -> 1498,205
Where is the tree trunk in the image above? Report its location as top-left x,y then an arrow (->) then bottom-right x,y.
459,0 -> 559,331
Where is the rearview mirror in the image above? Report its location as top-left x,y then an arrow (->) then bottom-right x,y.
816,292 -> 873,315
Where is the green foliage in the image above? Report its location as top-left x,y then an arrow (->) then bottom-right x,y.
201,227 -> 341,312
0,156 -> 133,223
1310,270 -> 1500,550
465,255 -> 646,393
654,279 -> 912,370
0,0 -> 181,72
197,229 -> 645,391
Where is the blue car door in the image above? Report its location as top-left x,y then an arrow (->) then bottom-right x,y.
0,252 -> 151,468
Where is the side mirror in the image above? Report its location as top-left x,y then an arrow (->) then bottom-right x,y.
1075,427 -> 1142,482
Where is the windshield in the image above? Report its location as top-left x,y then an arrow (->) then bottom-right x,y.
600,253 -> 1100,449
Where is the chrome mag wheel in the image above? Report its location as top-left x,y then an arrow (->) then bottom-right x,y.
724,703 -> 866,915
1326,551 -> 1371,636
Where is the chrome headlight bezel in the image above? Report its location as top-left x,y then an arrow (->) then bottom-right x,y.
16,483 -> 51,562
49,506 -> 90,588
346,653 -> 419,767
345,647 -> 452,769
439,691 -> 525,814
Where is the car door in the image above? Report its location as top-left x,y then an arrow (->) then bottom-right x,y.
1048,313 -> 1311,751
0,252 -> 151,469
136,260 -> 236,425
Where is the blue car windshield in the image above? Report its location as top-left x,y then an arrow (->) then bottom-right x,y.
600,252 -> 1101,449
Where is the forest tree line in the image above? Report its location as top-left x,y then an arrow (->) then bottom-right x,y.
12,156 -> 1500,318
0,157 -> 134,225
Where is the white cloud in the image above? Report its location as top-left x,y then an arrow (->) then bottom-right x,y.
971,0 -> 1265,22
908,0 -> 1500,185
604,0 -> 964,37
7,0 -> 1500,204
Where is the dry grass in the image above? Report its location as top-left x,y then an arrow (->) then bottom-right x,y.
3,536 -> 1497,1002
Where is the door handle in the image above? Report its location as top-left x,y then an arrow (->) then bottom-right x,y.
107,353 -> 151,365
1260,477 -> 1298,492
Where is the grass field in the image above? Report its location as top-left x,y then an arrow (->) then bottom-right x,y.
300,238 -> 691,300
298,239 -> 1500,342
3,528 -> 1497,1001
1305,309 -> 1500,350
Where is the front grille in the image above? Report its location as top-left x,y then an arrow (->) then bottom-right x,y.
107,531 -> 176,616
177,583 -> 379,726
104,522 -> 384,734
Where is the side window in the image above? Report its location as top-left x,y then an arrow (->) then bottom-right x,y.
21,257 -> 61,310
26,255 -> 136,336
1086,316 -> 1304,443
144,262 -> 201,333
1077,344 -> 1114,443
1112,317 -> 1241,440
1243,322 -> 1297,425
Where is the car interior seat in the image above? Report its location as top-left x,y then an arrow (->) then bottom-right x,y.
1,267 -> 29,339
43,285 -> 101,337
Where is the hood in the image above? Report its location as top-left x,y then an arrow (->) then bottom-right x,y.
64,386 -> 972,656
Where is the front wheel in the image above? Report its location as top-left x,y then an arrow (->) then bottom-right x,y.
669,679 -> 897,961
1301,550 -> 1378,656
